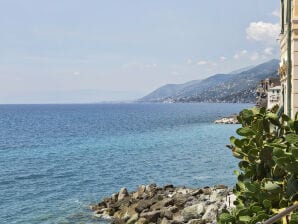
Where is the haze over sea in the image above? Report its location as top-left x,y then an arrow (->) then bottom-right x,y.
0,103 -> 250,224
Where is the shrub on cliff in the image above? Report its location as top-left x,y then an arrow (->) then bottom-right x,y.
219,107 -> 298,224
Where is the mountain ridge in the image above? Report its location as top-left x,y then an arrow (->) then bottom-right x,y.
139,59 -> 280,103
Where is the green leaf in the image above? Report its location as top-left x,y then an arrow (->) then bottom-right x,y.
236,181 -> 246,191
289,212 -> 298,224
282,114 -> 290,122
267,112 -> 280,126
251,205 -> 262,213
219,213 -> 234,223
239,215 -> 251,222
260,107 -> 266,115
291,147 -> 298,159
275,157 -> 291,165
242,109 -> 254,119
245,182 -> 257,193
273,148 -> 285,157
234,139 -> 243,148
237,127 -> 255,136
279,199 -> 288,208
254,213 -> 268,222
285,162 -> 298,174
286,133 -> 298,144
263,199 -> 272,208
234,170 -> 240,176
294,121 -> 298,133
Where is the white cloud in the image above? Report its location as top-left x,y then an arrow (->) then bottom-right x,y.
233,50 -> 248,60
187,59 -> 192,64
264,47 -> 274,55
250,52 -> 260,61
220,56 -> 226,61
197,60 -> 208,65
246,21 -> 280,45
233,54 -> 240,60
241,50 -> 248,55
272,9 -> 280,18
73,71 -> 80,76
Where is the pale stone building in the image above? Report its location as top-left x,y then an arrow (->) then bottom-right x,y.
279,0 -> 298,117
268,86 -> 282,109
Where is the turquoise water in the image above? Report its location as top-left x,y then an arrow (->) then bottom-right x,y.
0,103 -> 249,224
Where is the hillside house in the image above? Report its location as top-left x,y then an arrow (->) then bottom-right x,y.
268,86 -> 282,109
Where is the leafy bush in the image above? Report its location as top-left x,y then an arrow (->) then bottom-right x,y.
219,107 -> 298,224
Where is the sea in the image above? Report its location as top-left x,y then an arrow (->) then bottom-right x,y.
0,103 -> 250,224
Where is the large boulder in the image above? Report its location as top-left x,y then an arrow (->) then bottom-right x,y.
135,218 -> 149,224
135,200 -> 153,213
126,213 -> 139,224
151,198 -> 174,211
118,188 -> 129,201
187,219 -> 204,224
202,204 -> 218,222
140,210 -> 161,223
160,217 -> 170,224
173,194 -> 188,208
181,204 -> 205,222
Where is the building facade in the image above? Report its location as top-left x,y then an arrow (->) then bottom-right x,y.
256,78 -> 281,108
280,0 -> 298,117
268,86 -> 282,109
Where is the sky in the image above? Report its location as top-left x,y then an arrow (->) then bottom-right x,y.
0,0 -> 281,103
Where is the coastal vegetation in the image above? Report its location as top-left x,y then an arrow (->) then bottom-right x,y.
219,107 -> 298,224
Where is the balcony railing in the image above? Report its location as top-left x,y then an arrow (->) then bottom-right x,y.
257,203 -> 298,224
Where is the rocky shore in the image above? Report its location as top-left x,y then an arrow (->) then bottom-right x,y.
90,184 -> 235,224
214,115 -> 239,124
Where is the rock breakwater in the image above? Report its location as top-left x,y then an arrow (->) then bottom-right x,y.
214,115 -> 239,124
91,184 -> 235,224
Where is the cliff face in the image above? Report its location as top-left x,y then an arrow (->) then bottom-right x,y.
139,59 -> 280,103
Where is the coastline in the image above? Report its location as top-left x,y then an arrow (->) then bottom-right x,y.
91,184 -> 235,224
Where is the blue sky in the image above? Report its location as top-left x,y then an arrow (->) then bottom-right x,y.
0,0 -> 280,103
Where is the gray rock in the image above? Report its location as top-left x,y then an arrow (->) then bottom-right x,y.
112,193 -> 119,202
136,217 -> 149,224
170,220 -> 184,224
160,218 -> 170,224
172,213 -> 185,223
163,184 -> 174,189
140,210 -> 161,223
138,185 -> 146,196
173,194 -> 188,208
167,205 -> 178,213
112,197 -> 131,211
151,198 -> 174,210
118,188 -> 129,201
191,189 -> 203,197
162,209 -> 173,220
181,204 -> 205,222
135,200 -> 153,213
111,218 -> 126,224
202,204 -> 218,222
126,213 -> 139,224
187,219 -> 204,224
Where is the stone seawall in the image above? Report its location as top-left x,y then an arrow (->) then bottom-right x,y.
91,184 -> 235,224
